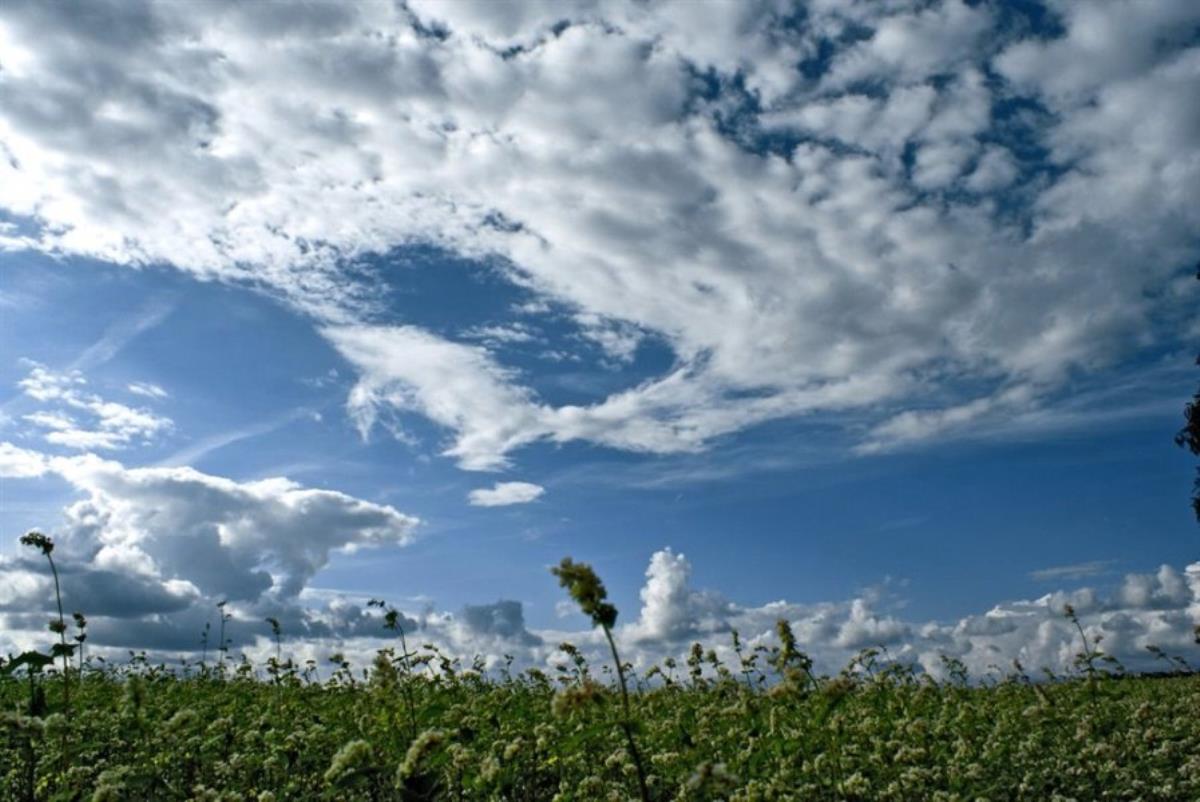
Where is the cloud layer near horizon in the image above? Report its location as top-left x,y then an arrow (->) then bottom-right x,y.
1,446 -> 1196,681
1,0 -> 1197,470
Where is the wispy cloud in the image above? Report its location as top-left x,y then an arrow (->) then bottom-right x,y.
127,382 -> 168,400
460,323 -> 539,346
860,358 -> 1194,456
157,407 -> 318,468
1029,560 -> 1117,583
69,296 -> 175,372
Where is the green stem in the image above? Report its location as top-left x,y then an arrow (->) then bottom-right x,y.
46,552 -> 70,713
602,625 -> 651,802
397,625 -> 419,743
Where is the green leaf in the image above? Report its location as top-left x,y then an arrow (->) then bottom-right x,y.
0,649 -> 55,676
51,642 -> 77,658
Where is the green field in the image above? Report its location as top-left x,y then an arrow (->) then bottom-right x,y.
3,651 -> 1199,801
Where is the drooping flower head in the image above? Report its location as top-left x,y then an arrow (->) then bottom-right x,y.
552,558 -> 618,629
19,530 -> 54,556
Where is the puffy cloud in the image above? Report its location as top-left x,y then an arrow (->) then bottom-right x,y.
835,598 -> 911,650
0,443 -> 419,651
3,527 -> 1197,681
0,562 -> 198,618
0,1 -> 1196,470
1118,565 -> 1192,611
467,481 -> 545,507
964,146 -> 1019,193
459,600 -> 542,646
821,0 -> 993,89
629,548 -> 734,643
611,551 -> 1200,681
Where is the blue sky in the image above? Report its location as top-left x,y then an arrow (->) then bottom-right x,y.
1,0 -> 1198,675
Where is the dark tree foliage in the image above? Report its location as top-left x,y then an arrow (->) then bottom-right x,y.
1177,266 -> 1200,522
1177,368 -> 1200,522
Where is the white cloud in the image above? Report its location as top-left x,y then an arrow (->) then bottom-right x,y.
612,550 -> 1200,680
835,597 -> 911,650
460,323 -> 539,346
2,512 -> 1197,680
127,381 -> 168,399
858,384 -> 1039,453
16,363 -> 173,450
326,325 -> 546,471
0,1 -> 1195,468
18,448 -> 419,598
0,441 -> 48,478
628,548 -> 734,643
468,481 -> 545,507
0,443 -> 420,651
572,313 -> 645,364
822,0 -> 993,89
965,146 -> 1019,193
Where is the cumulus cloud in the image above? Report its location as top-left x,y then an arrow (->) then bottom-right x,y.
457,553 -> 1200,681
3,517 -> 1198,681
629,548 -> 734,643
612,550 -> 1200,681
0,1 -> 1195,469
15,362 -> 173,450
467,481 -> 545,507
0,443 -> 419,651
459,600 -> 542,646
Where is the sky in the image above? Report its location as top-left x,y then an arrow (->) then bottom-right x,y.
1,0 -> 1199,679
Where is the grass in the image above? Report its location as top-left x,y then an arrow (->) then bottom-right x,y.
2,544 -> 1199,800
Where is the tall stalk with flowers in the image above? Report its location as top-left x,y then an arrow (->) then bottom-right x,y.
552,557 -> 651,802
20,530 -> 71,713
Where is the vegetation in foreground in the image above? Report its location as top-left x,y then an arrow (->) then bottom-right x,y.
3,646 -> 1199,801
3,545 -> 1200,802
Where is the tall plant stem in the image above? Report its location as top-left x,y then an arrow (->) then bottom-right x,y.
602,625 -> 651,802
397,625 -> 419,742
46,550 -> 70,713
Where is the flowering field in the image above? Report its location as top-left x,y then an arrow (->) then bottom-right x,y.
3,552 -> 1199,801
2,657 -> 1199,801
